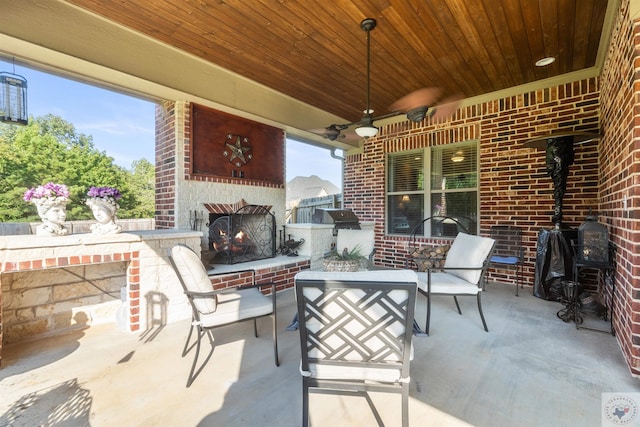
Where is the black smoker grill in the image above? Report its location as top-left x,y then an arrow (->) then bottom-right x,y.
312,208 -> 361,235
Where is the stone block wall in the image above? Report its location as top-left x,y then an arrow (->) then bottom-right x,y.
0,229 -> 306,367
2,262 -> 126,344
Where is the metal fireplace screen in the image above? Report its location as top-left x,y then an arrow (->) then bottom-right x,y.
209,205 -> 276,264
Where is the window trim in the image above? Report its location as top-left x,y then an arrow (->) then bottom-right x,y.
386,140 -> 479,237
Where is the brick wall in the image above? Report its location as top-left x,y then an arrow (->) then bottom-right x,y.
210,259 -> 310,294
345,80 -> 600,275
155,100 -> 178,229
343,0 -> 640,377
599,0 -> 640,375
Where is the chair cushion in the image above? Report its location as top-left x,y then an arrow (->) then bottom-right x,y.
444,233 -> 494,284
490,255 -> 520,264
416,271 -> 481,295
200,287 -> 272,328
295,269 -> 418,284
171,245 -> 217,314
301,362 -> 407,383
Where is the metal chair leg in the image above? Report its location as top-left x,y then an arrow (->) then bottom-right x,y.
182,323 -> 195,357
186,327 -> 215,387
425,292 -> 431,335
302,378 -> 310,427
401,382 -> 409,427
272,312 -> 280,366
477,293 -> 489,332
453,295 -> 462,314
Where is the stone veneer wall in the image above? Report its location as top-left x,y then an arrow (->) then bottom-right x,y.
0,230 -> 309,367
599,0 -> 640,375
0,230 -> 196,366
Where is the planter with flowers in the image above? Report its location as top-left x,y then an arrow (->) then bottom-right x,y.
86,186 -> 122,234
24,182 -> 70,236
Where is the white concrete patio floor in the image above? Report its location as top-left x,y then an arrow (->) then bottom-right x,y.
1,281 -> 638,427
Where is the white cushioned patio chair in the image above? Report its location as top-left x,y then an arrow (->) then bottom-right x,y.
168,244 -> 279,387
295,269 -> 418,427
416,232 -> 495,335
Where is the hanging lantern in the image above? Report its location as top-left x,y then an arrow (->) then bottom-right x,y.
578,210 -> 609,264
0,71 -> 28,125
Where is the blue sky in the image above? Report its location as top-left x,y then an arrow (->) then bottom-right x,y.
1,59 -> 342,189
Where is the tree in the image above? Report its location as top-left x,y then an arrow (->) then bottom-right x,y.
123,158 -> 155,218
0,115 -> 154,221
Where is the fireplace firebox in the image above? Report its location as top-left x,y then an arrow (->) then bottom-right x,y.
208,204 -> 276,264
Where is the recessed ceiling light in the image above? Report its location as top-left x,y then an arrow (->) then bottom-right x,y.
535,57 -> 555,67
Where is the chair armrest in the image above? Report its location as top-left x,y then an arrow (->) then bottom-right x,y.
428,265 -> 488,272
185,289 -> 220,298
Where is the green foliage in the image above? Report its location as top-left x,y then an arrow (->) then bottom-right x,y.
123,159 -> 155,218
324,245 -> 364,261
0,115 -> 155,221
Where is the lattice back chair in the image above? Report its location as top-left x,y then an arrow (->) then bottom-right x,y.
416,232 -> 495,335
489,225 -> 525,296
295,270 -> 418,427
168,244 -> 279,387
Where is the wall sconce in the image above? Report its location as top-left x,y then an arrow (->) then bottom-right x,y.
451,150 -> 464,162
0,71 -> 28,125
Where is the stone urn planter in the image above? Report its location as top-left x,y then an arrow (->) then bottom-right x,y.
322,258 -> 362,272
322,247 -> 365,272
86,186 -> 122,234
24,182 -> 70,236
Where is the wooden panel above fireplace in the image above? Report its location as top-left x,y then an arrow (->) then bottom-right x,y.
190,103 -> 285,185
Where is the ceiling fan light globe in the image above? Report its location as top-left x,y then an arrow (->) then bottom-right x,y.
451,150 -> 465,162
355,125 -> 378,138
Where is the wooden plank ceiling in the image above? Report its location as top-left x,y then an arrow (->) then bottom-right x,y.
67,0 -> 609,125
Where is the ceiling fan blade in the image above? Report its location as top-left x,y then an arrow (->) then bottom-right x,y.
338,130 -> 362,142
309,126 -> 342,140
431,94 -> 463,122
389,87 -> 443,113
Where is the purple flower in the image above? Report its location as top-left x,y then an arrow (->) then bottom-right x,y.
24,182 -> 70,202
87,186 -> 121,200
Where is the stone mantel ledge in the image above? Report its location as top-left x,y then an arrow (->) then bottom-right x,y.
0,229 -> 202,266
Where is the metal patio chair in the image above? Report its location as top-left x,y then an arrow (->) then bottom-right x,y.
488,225 -> 525,296
295,269 -> 418,427
415,232 -> 495,335
168,244 -> 279,387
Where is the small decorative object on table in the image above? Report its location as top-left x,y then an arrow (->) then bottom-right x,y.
322,246 -> 365,272
86,186 -> 122,234
24,182 -> 70,236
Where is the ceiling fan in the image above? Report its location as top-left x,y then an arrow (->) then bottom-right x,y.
311,18 -> 462,142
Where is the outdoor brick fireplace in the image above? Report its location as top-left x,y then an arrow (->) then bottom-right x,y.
204,200 -> 276,265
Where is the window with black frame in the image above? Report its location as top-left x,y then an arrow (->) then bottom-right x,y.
387,141 -> 478,237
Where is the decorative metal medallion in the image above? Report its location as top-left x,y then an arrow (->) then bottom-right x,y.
222,134 -> 252,166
